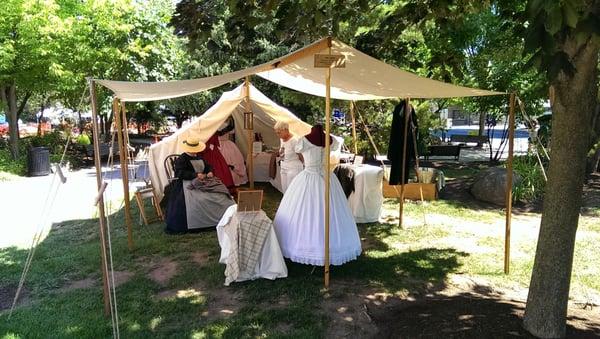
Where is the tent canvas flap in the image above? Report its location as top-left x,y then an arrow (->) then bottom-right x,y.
148,83 -> 311,199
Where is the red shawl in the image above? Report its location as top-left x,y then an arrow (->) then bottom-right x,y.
201,134 -> 235,190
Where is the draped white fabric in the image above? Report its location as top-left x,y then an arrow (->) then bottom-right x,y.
348,164 -> 384,223
95,38 -> 503,102
217,205 -> 288,285
148,83 -> 311,200
257,39 -> 505,99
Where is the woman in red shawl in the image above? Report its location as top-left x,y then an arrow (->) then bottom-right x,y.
201,134 -> 236,193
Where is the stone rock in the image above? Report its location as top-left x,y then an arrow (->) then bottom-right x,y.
470,167 -> 520,206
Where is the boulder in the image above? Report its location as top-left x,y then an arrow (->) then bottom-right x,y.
470,167 -> 520,206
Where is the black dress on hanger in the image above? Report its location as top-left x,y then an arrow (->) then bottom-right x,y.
387,100 -> 419,185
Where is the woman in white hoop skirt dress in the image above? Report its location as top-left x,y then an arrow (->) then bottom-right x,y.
273,125 -> 362,266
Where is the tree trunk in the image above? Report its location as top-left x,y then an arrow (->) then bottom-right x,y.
78,111 -> 84,133
37,96 -> 47,136
523,39 -> 599,338
588,146 -> 600,174
4,84 -> 20,159
478,111 -> 485,147
104,112 -> 113,142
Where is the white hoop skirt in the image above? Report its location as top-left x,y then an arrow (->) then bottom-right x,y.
273,169 -> 362,266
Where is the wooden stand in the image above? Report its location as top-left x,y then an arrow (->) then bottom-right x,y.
383,181 -> 437,200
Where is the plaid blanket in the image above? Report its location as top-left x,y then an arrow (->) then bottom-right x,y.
224,211 -> 272,285
187,176 -> 231,196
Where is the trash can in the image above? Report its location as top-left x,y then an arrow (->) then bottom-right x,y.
28,146 -> 51,176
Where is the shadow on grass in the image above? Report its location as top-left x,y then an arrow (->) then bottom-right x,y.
372,289 -> 600,338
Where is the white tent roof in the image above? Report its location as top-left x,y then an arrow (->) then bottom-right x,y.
96,37 -> 504,102
148,83 -> 311,198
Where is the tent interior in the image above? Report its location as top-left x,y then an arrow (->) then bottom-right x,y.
148,82 -> 313,199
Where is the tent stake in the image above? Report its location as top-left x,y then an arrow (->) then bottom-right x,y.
113,99 -> 134,250
89,78 -> 111,316
324,37 -> 332,289
399,98 -> 411,229
244,77 -> 254,189
504,93 -> 516,274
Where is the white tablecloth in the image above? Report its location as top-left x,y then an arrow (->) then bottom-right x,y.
348,164 -> 384,223
216,205 -> 288,285
252,152 -> 283,192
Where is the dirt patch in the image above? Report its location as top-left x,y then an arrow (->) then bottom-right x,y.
322,281 -> 388,338
60,277 -> 96,291
155,284 -> 206,302
59,271 -> 134,292
112,270 -> 135,287
190,251 -> 211,266
154,283 -> 245,321
372,293 -> 600,338
324,276 -> 600,338
147,259 -> 178,286
200,288 -> 245,321
0,284 -> 30,312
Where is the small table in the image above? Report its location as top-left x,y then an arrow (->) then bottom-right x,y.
347,164 -> 384,223
252,152 -> 283,192
216,205 -> 288,286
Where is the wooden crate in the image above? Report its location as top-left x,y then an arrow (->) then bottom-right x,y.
383,181 -> 438,200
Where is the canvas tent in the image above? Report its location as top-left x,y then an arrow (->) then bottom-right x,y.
91,37 -> 511,303
95,37 -> 502,102
148,83 -> 311,199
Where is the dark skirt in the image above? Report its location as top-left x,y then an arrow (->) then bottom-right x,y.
165,180 -> 188,233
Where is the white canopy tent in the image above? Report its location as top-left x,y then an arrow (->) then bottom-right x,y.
90,37 -> 511,301
148,82 -> 311,200
95,37 -> 502,102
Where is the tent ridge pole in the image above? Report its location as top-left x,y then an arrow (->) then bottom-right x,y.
245,76 -> 254,189
324,41 -> 332,289
89,78 -> 111,316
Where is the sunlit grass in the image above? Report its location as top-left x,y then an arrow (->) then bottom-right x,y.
1,179 -> 599,337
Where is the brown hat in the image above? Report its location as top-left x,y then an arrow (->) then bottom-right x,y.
181,137 -> 206,153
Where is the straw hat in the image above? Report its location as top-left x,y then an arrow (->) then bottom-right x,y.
181,137 -> 206,153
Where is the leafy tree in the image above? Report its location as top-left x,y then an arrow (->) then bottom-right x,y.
518,1 -> 600,337
0,0 -> 68,158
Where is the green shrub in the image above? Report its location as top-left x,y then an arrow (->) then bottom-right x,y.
0,148 -> 27,176
27,130 -> 69,155
511,154 -> 547,202
76,133 -> 91,145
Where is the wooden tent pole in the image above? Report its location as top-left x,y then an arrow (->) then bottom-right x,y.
324,37 -> 332,289
504,92 -> 516,274
244,76 -> 254,189
89,78 -> 111,316
120,102 -> 133,250
399,98 -> 411,228
350,101 -> 358,155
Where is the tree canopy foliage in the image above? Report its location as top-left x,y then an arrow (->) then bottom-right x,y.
0,0 -> 188,158
171,0 -> 547,156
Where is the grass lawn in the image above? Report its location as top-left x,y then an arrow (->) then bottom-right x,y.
1,181 -> 599,338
